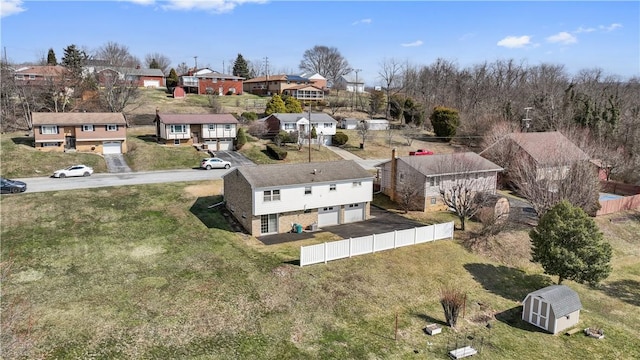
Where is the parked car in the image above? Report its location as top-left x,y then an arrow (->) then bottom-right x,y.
409,149 -> 434,156
201,158 -> 231,170
1,177 -> 27,194
52,165 -> 94,178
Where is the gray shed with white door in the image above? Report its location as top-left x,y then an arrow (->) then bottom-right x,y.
522,285 -> 582,334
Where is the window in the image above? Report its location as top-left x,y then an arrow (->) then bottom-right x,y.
284,123 -> 296,130
170,124 -> 186,133
430,197 -> 437,205
29,75 -> 36,80
208,124 -> 216,130
106,124 -> 118,131
329,184 -> 336,191
173,139 -> 180,145
305,186 -> 312,195
352,181 -> 362,187
42,142 -> 59,147
429,176 -> 440,186
225,124 -> 231,130
41,125 -> 58,134
15,75 -> 25,80
83,125 -> 94,131
263,189 -> 281,202
324,123 -> 334,128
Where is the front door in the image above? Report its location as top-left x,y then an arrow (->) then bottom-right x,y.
192,132 -> 199,144
65,136 -> 76,150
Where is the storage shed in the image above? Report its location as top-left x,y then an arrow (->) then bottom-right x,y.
522,285 -> 582,334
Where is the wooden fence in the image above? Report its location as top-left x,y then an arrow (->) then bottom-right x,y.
597,194 -> 640,216
300,221 -> 454,267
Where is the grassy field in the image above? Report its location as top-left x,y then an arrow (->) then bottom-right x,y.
1,180 -> 639,359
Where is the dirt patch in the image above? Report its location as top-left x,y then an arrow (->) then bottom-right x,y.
184,181 -> 222,197
130,245 -> 166,258
12,268 -> 44,283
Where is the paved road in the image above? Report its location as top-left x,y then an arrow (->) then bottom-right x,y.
14,168 -> 232,193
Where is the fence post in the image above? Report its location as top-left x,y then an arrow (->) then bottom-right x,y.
300,246 -> 304,267
433,224 -> 437,241
324,242 -> 327,264
450,221 -> 454,239
349,237 -> 352,258
393,230 -> 397,249
414,227 -> 418,244
372,234 -> 376,253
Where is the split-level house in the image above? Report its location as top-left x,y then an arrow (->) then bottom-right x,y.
259,113 -> 338,145
154,113 -> 238,150
377,150 -> 503,212
243,74 -> 324,100
14,65 -> 69,86
223,160 -> 374,236
179,68 -> 244,95
31,112 -> 127,154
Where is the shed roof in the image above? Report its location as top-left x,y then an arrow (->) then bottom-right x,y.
378,152 -> 503,176
508,131 -> 590,164
228,160 -> 373,188
157,113 -> 239,125
32,112 -> 127,125
526,285 -> 582,318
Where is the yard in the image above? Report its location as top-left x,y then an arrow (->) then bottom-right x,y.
1,181 -> 639,359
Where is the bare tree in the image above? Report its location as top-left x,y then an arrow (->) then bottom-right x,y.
94,41 -> 140,67
144,52 -> 171,74
95,68 -> 139,113
299,45 -> 350,90
401,124 -> 417,146
396,171 -> 425,213
356,120 -> 370,149
440,286 -> 465,328
378,58 -> 404,119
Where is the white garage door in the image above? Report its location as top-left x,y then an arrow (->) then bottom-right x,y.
143,80 -> 160,88
318,206 -> 339,227
103,141 -> 122,154
218,140 -> 233,151
344,203 -> 364,223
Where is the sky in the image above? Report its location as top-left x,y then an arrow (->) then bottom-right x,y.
1,0 -> 639,85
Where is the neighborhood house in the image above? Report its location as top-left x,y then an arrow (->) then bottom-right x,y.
259,112 -> 338,145
179,68 -> 244,95
154,113 -> 238,150
31,112 -> 127,154
223,160 -> 374,236
377,150 -> 503,212
522,285 -> 582,334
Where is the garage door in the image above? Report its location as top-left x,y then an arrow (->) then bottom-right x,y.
318,206 -> 339,227
344,203 -> 364,223
103,141 -> 122,154
143,80 -> 160,88
217,140 -> 233,151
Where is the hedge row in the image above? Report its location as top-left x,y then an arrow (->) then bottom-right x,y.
266,144 -> 288,160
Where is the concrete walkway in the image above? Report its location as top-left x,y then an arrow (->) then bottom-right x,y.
326,146 -> 387,170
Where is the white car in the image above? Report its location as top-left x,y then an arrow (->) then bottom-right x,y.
52,165 -> 94,178
200,158 -> 231,170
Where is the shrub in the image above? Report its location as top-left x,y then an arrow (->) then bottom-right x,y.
333,131 -> 348,146
235,128 -> 247,150
266,143 -> 288,160
241,111 -> 258,121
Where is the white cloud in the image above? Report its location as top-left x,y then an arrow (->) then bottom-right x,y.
497,35 -> 532,48
600,23 -> 622,32
0,0 -> 26,18
575,26 -> 596,34
352,18 -> 372,26
123,0 -> 267,14
401,40 -> 423,47
546,31 -> 577,45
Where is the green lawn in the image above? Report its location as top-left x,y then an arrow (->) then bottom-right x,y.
1,182 -> 638,359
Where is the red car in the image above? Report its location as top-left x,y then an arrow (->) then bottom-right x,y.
409,149 -> 434,156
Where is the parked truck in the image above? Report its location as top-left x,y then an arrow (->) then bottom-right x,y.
409,149 -> 434,156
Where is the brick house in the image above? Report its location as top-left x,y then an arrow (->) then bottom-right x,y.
31,112 -> 127,154
154,113 -> 238,150
14,65 -> 68,86
179,68 -> 243,95
243,74 -> 323,100
223,160 -> 374,236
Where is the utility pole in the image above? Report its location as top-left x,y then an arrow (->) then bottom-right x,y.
194,56 -> 198,70
353,69 -> 362,111
522,107 -> 533,132
263,56 -> 269,95
308,106 -> 312,162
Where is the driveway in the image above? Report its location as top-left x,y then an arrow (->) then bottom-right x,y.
214,150 -> 256,167
104,154 -> 132,173
258,206 -> 424,245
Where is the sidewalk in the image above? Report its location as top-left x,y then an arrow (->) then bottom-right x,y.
326,146 -> 387,170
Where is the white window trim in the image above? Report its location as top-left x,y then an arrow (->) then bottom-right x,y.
41,125 -> 58,134
263,189 -> 281,202
106,124 -> 118,131
83,125 -> 94,131
170,124 -> 186,134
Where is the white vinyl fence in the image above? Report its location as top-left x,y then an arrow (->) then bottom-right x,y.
300,221 -> 455,267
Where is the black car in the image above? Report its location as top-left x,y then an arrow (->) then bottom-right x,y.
1,177 -> 27,194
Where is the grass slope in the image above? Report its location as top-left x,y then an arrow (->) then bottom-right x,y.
1,183 -> 639,359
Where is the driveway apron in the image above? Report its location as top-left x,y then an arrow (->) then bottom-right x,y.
104,154 -> 132,173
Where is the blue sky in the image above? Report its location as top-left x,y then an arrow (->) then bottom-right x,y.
1,0 -> 638,84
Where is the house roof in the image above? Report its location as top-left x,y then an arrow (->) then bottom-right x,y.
94,66 -> 164,77
244,74 -> 288,83
265,113 -> 337,124
526,285 -> 582,318
508,131 -> 590,164
32,112 -> 127,125
157,113 -> 239,125
195,71 -> 244,80
14,65 -> 66,76
285,75 -> 310,82
230,160 -> 373,188
339,75 -> 365,84
379,152 -> 503,176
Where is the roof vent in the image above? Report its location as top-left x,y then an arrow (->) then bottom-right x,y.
313,169 -> 317,174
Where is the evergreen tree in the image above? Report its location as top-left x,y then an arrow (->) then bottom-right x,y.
47,48 -> 57,65
235,127 -> 247,149
530,200 -> 612,286
61,44 -> 88,80
265,94 -> 287,115
232,53 -> 250,79
167,68 -> 179,88
284,96 -> 303,113
429,106 -> 460,142
149,58 -> 160,69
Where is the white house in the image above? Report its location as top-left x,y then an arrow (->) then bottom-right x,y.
154,113 -> 238,150
522,285 -> 582,334
341,118 -> 389,130
335,75 -> 365,93
223,160 -> 374,236
260,113 -> 338,145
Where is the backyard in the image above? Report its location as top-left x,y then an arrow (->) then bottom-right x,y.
1,180 -> 639,359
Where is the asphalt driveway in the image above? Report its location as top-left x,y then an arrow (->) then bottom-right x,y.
258,206 -> 424,245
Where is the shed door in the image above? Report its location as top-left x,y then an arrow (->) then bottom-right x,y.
343,203 -> 364,223
531,298 -> 549,330
103,141 -> 122,154
318,206 -> 339,227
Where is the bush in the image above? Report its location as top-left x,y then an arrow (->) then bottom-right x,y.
266,143 -> 288,160
241,111 -> 258,121
235,128 -> 247,150
333,131 -> 348,146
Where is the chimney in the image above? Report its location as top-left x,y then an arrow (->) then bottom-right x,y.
390,148 -> 397,201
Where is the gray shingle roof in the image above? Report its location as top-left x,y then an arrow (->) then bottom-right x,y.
378,152 -> 503,176
230,160 -> 373,188
32,112 -> 127,125
157,114 -> 238,125
266,113 -> 337,123
527,285 -> 582,318
508,131 -> 590,165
